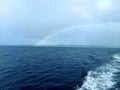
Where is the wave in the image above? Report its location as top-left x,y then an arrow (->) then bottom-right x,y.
76,54 -> 120,90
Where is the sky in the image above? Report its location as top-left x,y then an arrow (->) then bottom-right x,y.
0,0 -> 120,46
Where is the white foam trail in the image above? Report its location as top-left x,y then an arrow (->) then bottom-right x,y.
113,54 -> 120,60
76,54 -> 120,90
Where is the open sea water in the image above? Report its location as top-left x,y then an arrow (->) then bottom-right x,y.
0,46 -> 120,90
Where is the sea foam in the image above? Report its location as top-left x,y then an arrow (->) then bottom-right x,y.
76,54 -> 120,90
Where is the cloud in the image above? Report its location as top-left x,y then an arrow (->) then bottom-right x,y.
0,0 -> 120,46
97,0 -> 112,10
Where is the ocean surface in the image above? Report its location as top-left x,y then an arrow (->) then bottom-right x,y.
0,46 -> 120,90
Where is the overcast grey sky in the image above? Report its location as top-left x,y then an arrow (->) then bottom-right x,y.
0,0 -> 120,46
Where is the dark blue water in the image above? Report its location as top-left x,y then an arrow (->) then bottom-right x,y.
0,46 -> 120,90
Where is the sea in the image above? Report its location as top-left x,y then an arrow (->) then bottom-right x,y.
0,46 -> 120,90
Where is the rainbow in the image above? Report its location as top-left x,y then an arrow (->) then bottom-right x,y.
35,23 -> 103,46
